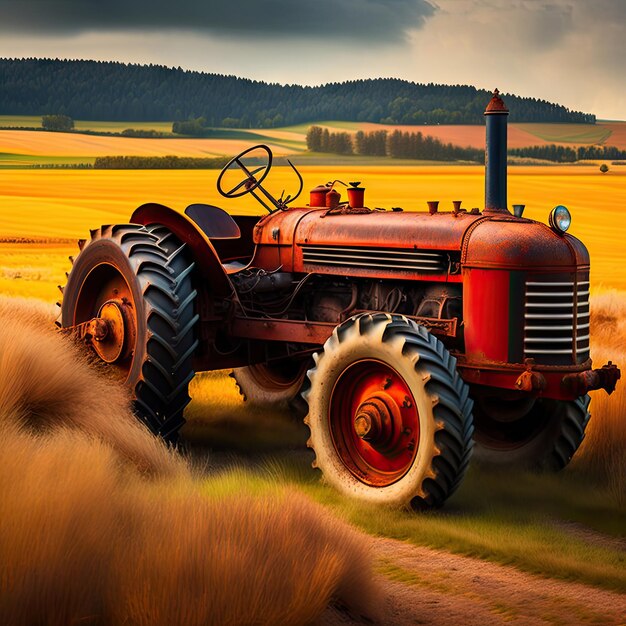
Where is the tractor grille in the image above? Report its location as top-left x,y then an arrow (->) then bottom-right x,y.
301,244 -> 448,273
523,274 -> 590,365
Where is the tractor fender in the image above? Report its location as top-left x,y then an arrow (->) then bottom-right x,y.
130,203 -> 234,298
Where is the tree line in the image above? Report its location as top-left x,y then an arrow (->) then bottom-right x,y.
307,126 -> 626,163
93,156 -> 229,169
510,144 -> 626,162
306,126 -> 484,161
0,58 -> 595,127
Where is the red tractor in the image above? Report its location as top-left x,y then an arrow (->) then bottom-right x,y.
59,91 -> 620,509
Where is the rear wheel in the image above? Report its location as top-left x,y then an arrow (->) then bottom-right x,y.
302,313 -> 474,509
471,390 -> 591,470
231,359 -> 309,415
59,224 -> 198,442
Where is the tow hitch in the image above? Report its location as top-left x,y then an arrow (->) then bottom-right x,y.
562,362 -> 621,396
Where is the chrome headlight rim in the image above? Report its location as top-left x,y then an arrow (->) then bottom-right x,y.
549,205 -> 571,234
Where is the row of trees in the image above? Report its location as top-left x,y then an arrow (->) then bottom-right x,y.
305,126 -> 354,154
119,128 -> 165,138
307,126 -> 626,163
306,126 -> 484,161
93,156 -> 229,169
0,58 -> 595,126
510,144 -> 626,162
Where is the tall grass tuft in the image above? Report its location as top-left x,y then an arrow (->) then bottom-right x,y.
575,290 -> 626,505
0,297 -> 183,477
0,297 -> 379,625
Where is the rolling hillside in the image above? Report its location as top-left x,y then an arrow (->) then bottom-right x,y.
0,58 -> 595,127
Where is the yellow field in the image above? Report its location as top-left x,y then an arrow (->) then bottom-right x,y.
0,243 -> 73,301
1,165 -> 624,291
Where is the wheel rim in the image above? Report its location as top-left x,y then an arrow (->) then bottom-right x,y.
328,359 -> 420,487
72,262 -> 137,380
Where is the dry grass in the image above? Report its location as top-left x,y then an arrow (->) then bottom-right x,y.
0,297 -> 379,626
0,297 -> 182,477
575,290 -> 626,504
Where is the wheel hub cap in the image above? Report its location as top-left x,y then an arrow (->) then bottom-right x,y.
91,299 -> 134,364
354,393 -> 403,453
329,359 -> 420,487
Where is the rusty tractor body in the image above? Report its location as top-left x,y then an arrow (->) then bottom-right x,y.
59,91 -> 620,509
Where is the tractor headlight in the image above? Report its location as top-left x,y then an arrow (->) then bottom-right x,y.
549,205 -> 571,234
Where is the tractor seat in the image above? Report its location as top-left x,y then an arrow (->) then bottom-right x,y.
184,204 -> 241,240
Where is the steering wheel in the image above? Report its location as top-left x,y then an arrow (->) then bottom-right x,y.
217,144 -> 273,199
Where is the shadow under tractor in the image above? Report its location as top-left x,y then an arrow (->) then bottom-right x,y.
59,90 -> 620,509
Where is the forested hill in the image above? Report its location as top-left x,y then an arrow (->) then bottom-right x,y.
0,58 -> 595,126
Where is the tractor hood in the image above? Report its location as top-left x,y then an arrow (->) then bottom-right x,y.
461,214 -> 589,271
251,206 -> 589,281
254,207 -> 482,250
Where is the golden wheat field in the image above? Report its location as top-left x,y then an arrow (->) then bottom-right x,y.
1,165 -> 625,294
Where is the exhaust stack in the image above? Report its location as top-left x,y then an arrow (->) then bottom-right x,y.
484,89 -> 509,214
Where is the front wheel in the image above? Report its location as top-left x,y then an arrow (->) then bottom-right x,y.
302,313 -> 474,510
59,223 -> 198,442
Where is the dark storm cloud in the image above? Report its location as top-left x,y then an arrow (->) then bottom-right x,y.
0,0 -> 436,41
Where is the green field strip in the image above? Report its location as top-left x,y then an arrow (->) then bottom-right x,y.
0,153 -> 95,168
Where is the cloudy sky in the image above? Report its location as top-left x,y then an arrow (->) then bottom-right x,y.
0,0 -> 624,119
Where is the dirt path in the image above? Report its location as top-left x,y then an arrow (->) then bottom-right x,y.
323,537 -> 626,626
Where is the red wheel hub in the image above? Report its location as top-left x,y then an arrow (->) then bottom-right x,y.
72,262 -> 138,380
329,360 -> 420,487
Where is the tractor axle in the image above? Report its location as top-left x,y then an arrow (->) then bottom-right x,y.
60,299 -> 135,364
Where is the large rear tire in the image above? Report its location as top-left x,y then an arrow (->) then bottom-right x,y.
471,391 -> 591,470
59,224 -> 198,442
302,313 -> 474,509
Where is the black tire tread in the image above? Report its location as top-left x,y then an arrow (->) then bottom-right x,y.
547,395 -> 591,471
58,223 -> 198,442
